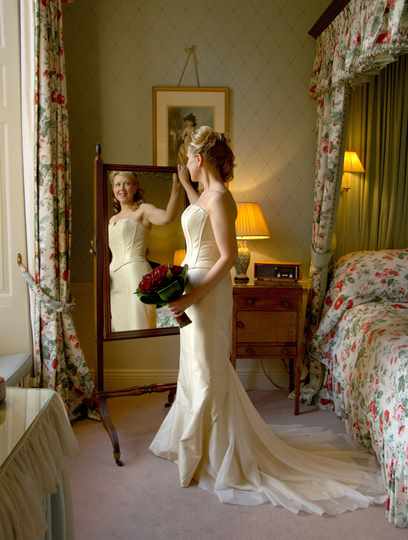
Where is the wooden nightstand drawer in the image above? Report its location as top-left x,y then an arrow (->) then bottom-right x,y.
237,343 -> 297,357
236,311 -> 297,342
232,279 -> 310,415
234,289 -> 300,311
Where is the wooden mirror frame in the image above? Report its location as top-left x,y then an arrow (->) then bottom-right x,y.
93,145 -> 179,465
93,146 -> 187,385
95,149 -> 184,341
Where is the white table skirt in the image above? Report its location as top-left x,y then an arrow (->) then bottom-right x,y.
0,388 -> 78,540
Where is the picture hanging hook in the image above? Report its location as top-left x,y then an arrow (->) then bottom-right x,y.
177,45 -> 200,87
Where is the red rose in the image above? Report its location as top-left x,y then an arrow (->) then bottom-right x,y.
151,265 -> 169,288
139,274 -> 153,293
346,299 -> 353,309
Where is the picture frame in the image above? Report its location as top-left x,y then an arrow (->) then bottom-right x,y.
153,86 -> 230,166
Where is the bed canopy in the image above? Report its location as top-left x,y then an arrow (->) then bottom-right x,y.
303,0 -> 408,404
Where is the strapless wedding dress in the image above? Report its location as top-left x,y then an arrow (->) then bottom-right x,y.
149,204 -> 385,515
109,218 -> 156,331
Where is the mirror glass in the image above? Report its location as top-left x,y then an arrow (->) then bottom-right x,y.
105,166 -> 186,335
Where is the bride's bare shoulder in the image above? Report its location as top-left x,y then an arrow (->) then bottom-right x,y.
207,190 -> 237,218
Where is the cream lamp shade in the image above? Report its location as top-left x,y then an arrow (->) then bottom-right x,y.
173,248 -> 186,266
235,203 -> 270,283
343,151 -> 365,173
342,151 -> 365,191
235,202 -> 270,240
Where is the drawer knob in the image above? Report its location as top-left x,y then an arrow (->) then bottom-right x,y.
246,347 -> 255,355
246,297 -> 256,306
237,320 -> 245,329
281,300 -> 290,308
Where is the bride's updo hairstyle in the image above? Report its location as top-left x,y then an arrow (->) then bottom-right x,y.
189,126 -> 235,182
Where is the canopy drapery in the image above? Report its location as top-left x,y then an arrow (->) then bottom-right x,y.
303,0 -> 408,402
335,55 -> 408,257
303,1 -> 408,525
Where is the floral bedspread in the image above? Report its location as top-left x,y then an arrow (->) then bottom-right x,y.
311,249 -> 408,527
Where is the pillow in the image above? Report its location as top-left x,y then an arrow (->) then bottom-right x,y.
317,248 -> 408,338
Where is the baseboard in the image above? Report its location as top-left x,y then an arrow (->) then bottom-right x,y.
92,366 -> 289,392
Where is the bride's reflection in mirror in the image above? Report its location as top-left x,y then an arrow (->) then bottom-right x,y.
108,170 -> 181,332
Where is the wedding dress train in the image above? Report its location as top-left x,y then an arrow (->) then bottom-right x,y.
149,204 -> 385,515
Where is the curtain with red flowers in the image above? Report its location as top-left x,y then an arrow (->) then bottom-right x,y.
31,0 -> 94,418
303,0 -> 408,405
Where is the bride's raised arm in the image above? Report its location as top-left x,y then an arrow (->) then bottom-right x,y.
141,173 -> 181,226
177,164 -> 199,204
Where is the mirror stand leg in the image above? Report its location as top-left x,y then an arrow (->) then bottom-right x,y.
165,387 -> 177,408
97,395 -> 124,466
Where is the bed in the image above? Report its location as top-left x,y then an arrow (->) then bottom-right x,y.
311,249 -> 408,527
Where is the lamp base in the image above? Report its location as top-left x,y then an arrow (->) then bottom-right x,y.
234,241 -> 250,284
234,275 -> 250,284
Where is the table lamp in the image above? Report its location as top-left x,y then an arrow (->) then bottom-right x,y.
342,150 -> 364,191
235,202 -> 270,283
173,248 -> 186,266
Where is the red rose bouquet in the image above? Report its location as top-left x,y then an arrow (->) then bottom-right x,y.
136,264 -> 191,327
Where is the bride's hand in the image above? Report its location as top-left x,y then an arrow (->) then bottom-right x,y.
171,173 -> 181,194
168,293 -> 194,317
177,164 -> 190,188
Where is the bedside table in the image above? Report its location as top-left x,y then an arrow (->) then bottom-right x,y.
231,280 -> 308,415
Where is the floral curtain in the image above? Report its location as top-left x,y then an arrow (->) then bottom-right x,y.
31,0 -> 94,418
303,0 -> 408,404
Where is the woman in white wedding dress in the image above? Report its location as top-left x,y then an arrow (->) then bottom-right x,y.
149,127 -> 386,515
109,171 -> 181,332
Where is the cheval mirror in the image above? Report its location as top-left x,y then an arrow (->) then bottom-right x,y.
93,145 -> 187,465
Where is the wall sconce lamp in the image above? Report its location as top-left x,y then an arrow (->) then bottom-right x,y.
235,202 -> 270,283
342,150 -> 365,192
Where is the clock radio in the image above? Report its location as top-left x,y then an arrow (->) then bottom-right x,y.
254,260 -> 301,282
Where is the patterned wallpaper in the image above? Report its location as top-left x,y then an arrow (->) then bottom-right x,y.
64,0 -> 329,283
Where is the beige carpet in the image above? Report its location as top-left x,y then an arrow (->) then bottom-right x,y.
69,390 -> 406,540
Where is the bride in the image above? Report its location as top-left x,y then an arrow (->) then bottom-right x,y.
149,126 -> 385,515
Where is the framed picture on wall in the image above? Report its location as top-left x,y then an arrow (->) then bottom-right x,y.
152,86 -> 230,166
